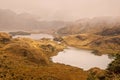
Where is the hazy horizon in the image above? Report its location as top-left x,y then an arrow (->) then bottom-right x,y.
0,0 -> 120,21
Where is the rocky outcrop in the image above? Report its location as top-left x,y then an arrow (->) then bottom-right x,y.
9,31 -> 31,36
96,26 -> 120,36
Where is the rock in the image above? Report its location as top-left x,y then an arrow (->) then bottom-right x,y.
53,37 -> 64,42
75,35 -> 87,40
9,31 -> 31,36
96,26 -> 120,36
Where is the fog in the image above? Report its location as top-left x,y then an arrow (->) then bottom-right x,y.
0,0 -> 120,21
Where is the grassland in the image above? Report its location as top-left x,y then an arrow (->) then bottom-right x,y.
0,32 -> 88,80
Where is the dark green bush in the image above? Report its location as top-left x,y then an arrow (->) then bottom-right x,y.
107,54 -> 120,74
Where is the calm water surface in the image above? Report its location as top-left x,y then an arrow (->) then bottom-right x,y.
13,34 -> 53,39
52,47 -> 113,70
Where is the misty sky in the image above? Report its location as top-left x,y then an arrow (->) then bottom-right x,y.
0,0 -> 120,21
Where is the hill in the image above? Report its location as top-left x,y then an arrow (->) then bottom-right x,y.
0,32 -> 88,80
62,26 -> 120,55
57,17 -> 120,36
0,9 -> 68,33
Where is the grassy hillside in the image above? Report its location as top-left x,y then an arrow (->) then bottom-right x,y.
62,26 -> 120,55
0,32 -> 88,80
63,34 -> 120,55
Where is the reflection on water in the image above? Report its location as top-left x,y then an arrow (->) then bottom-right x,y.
52,47 -> 113,70
13,34 -> 53,40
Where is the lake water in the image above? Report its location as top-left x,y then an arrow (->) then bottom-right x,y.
52,47 -> 113,70
13,34 -> 53,40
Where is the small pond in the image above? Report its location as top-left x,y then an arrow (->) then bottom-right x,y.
52,47 -> 113,70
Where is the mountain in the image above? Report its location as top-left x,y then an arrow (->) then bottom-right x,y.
57,17 -> 120,36
0,9 -> 68,33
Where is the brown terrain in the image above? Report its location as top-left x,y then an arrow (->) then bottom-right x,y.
0,21 -> 120,79
0,32 -> 88,80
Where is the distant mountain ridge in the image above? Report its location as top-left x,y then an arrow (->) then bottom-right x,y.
0,9 -> 69,32
57,17 -> 120,35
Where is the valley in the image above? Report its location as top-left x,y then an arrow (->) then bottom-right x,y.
0,8 -> 120,80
